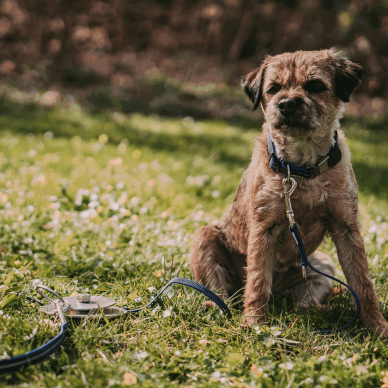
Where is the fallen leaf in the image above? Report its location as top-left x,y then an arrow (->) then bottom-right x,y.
123,372 -> 137,385
250,364 -> 264,377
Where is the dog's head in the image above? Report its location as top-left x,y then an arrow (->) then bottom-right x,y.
242,49 -> 363,137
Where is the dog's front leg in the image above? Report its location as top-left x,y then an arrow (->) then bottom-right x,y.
243,229 -> 273,326
331,216 -> 388,337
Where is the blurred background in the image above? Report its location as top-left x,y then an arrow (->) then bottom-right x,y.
0,0 -> 387,123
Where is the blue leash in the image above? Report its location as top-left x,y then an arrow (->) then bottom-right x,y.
290,223 -> 361,333
0,277 -> 230,374
122,277 -> 231,317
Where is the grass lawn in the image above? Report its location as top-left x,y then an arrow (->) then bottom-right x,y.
0,97 -> 388,387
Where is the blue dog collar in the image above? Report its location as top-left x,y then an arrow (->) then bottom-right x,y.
267,131 -> 341,179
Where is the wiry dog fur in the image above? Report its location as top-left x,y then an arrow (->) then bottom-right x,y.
190,49 -> 388,336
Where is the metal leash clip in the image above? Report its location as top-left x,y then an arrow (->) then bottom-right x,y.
281,166 -> 306,280
36,285 -> 128,319
281,165 -> 297,229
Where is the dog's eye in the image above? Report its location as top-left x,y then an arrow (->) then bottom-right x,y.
267,84 -> 281,95
304,80 -> 327,93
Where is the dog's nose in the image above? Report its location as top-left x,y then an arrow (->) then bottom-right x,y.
278,98 -> 299,116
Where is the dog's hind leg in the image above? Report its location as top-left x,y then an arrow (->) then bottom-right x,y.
272,251 -> 335,308
190,225 -> 242,300
292,251 -> 336,308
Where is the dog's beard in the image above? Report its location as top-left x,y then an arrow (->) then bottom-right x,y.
265,103 -> 322,137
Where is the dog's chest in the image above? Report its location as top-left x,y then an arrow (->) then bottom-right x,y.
271,179 -> 330,267
291,182 -> 329,225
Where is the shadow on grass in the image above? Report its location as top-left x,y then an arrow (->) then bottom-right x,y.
0,97 -> 387,199
0,97 -> 252,169
81,84 -> 264,130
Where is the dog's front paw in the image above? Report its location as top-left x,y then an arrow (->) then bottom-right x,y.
363,317 -> 388,338
241,316 -> 257,329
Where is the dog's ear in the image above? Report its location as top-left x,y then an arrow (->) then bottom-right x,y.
241,65 -> 266,112
331,50 -> 363,102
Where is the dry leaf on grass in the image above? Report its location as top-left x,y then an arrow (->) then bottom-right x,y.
123,372 -> 137,385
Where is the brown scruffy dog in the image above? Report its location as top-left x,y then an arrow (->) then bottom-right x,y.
190,49 -> 388,336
